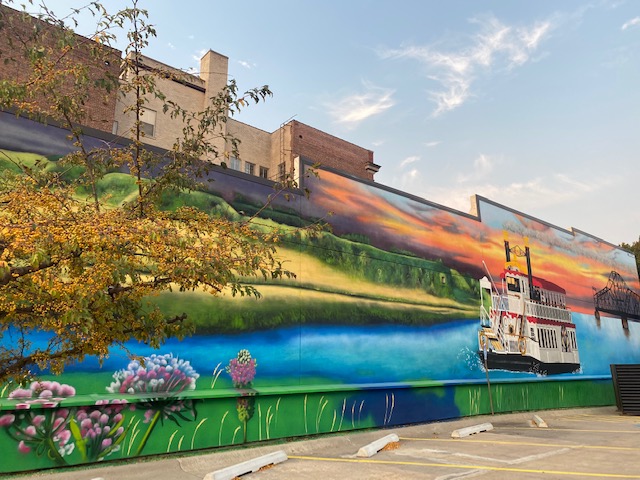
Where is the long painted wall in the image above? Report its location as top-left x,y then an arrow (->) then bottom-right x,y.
1,113 -> 639,472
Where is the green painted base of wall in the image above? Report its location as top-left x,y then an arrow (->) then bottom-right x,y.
0,377 -> 615,474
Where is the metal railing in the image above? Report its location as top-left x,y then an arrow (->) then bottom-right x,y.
525,300 -> 572,322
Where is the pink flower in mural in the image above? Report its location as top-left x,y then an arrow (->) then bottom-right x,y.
226,349 -> 258,443
8,381 -> 76,409
0,382 -> 76,464
18,441 -> 31,454
0,413 -> 15,427
226,349 -> 258,388
70,399 -> 128,461
106,354 -> 200,456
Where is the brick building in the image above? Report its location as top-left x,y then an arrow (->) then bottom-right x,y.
114,50 -> 380,183
0,4 -> 380,182
0,4 -> 121,132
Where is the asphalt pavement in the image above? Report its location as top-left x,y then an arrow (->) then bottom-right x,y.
6,406 -> 640,480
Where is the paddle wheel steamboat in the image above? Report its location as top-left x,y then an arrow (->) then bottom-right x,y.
478,237 -> 580,375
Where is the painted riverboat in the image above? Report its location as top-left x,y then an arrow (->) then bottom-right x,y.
478,237 -> 580,375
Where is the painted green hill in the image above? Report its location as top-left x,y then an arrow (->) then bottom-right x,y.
1,148 -> 479,333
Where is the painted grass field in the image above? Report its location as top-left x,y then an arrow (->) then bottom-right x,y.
151,242 -> 478,334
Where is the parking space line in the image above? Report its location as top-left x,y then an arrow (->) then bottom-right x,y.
288,455 -> 640,478
563,415 -> 640,424
496,427 -> 640,434
399,437 -> 637,451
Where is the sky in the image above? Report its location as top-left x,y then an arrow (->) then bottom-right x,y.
33,0 -> 640,246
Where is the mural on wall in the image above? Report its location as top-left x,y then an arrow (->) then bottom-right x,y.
1,113 -> 640,472
477,235 -> 580,375
300,168 -> 640,379
593,271 -> 640,330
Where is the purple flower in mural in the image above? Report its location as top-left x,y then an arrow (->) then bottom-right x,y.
226,349 -> 258,443
106,354 -> 199,456
70,399 -> 128,461
226,349 -> 257,388
0,382 -> 76,464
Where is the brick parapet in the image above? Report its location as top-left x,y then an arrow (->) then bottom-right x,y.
0,4 -> 121,133
290,121 -> 375,181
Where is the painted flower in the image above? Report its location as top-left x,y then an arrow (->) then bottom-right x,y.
106,354 -> 200,456
226,349 -> 258,442
107,354 -> 199,396
236,397 -> 255,423
226,349 -> 257,388
71,399 -> 127,461
0,413 -> 15,427
8,381 -> 76,409
0,382 -> 76,463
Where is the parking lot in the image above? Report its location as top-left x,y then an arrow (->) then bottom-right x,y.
9,406 -> 640,479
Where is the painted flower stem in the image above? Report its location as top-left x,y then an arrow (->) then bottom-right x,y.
135,410 -> 161,457
46,437 -> 67,466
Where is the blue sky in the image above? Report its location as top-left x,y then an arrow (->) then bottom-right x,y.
38,1 -> 640,245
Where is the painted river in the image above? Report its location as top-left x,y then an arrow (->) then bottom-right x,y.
13,312 -> 631,393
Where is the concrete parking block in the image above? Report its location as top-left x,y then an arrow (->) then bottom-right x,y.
530,414 -> 549,428
451,422 -> 494,438
204,450 -> 287,480
356,433 -> 400,457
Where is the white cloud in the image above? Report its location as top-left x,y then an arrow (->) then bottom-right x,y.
191,48 -> 208,65
457,153 -> 497,183
326,82 -> 395,128
380,15 -> 553,116
167,42 -> 176,51
474,153 -> 495,175
184,49 -> 209,75
400,155 -> 421,168
622,17 -> 640,30
421,173 -> 613,216
237,60 -> 256,69
399,168 -> 422,191
391,165 -> 424,194
424,141 -> 441,148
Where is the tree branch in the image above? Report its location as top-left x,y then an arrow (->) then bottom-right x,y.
0,249 -> 81,286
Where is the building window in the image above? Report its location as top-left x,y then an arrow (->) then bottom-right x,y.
230,157 -> 241,171
140,108 -> 156,137
259,166 -> 269,178
244,162 -> 255,175
278,162 -> 286,181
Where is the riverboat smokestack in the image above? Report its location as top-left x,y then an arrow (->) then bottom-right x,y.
525,245 -> 535,299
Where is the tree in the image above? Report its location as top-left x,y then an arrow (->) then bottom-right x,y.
0,1 -> 295,385
621,237 -> 640,278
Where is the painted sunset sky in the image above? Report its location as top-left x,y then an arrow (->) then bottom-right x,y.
304,167 -> 639,315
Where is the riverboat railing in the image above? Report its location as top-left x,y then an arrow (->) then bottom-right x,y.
525,300 -> 572,323
492,293 -> 509,312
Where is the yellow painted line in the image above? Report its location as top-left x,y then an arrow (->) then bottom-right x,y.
399,436 -> 637,451
497,426 -> 640,434
564,415 -> 640,424
288,455 -> 640,478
